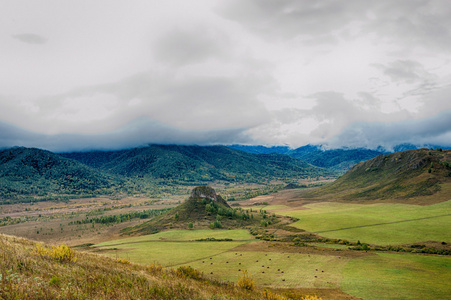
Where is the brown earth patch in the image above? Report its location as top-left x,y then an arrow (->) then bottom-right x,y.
234,241 -> 372,258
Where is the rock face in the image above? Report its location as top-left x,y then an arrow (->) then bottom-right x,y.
190,186 -> 218,201
189,186 -> 230,207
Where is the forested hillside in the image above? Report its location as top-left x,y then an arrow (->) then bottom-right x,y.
1,145 -> 335,203
0,147 -> 121,203
289,148 -> 385,173
61,145 -> 334,183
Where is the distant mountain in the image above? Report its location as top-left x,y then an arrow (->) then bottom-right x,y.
308,148 -> 451,201
288,148 -> 386,173
61,145 -> 335,183
0,147 -> 120,202
227,144 -> 384,173
227,145 -> 290,154
229,144 -> 451,173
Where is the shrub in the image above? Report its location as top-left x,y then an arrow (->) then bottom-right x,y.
32,243 -> 77,263
147,264 -> 163,274
237,270 -> 255,291
48,276 -> 61,287
301,296 -> 323,300
176,266 -> 203,280
188,222 -> 194,229
50,244 -> 77,263
264,289 -> 287,299
116,258 -> 130,264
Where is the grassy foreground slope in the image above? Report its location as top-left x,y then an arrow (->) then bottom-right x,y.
0,234 -> 289,300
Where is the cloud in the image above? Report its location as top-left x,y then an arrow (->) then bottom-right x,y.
153,26 -> 228,66
326,110 -> 451,150
218,0 -> 366,42
12,33 -> 47,45
0,68 -> 271,137
373,60 -> 437,84
0,118 -> 255,153
219,0 -> 451,51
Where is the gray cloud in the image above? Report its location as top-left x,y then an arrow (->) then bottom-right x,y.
373,60 -> 437,84
326,110 -> 451,150
153,26 -> 228,66
219,0 -> 451,50
12,33 -> 47,45
0,118 -> 255,153
219,0 -> 365,42
1,1 -> 451,151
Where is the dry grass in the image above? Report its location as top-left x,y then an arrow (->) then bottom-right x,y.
0,233 -> 293,299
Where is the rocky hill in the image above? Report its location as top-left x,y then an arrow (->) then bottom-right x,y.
307,149 -> 451,202
126,186 -> 269,235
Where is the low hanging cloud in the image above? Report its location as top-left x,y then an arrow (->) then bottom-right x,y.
1,1 -> 451,152
0,118 -> 255,153
326,110 -> 451,150
12,33 -> 47,45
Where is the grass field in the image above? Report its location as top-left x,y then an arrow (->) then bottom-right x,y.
94,229 -> 254,266
93,228 -> 451,299
181,250 -> 349,289
342,253 -> 451,300
268,200 -> 451,245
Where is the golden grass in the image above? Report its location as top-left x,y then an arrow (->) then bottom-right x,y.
0,233 -> 294,299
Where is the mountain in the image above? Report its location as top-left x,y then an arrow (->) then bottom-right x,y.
61,145 -> 335,183
227,145 -> 290,154
127,186 -> 261,235
227,144 -> 386,173
0,147 -> 120,202
307,148 -> 451,201
288,148 -> 386,173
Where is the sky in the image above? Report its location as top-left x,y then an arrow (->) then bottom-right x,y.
1,0 -> 451,152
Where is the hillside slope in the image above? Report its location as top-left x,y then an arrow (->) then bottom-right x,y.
307,149 -> 451,201
0,147 -> 120,202
0,234 -> 286,299
127,186 -> 264,235
62,145 -> 335,183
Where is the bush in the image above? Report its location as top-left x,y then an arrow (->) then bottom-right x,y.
237,270 -> 255,291
50,244 -> 77,263
302,296 -> 323,300
116,258 -> 130,264
176,266 -> 203,280
264,289 -> 287,299
33,243 -> 77,263
48,276 -> 61,287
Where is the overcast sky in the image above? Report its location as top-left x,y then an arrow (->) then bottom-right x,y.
1,0 -> 451,152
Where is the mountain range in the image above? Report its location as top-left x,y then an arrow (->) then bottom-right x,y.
1,145 -> 334,203
228,143 -> 450,173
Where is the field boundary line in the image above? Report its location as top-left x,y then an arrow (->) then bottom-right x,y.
313,213 -> 451,234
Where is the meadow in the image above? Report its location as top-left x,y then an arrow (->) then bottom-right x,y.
264,200 -> 451,245
93,227 -> 451,300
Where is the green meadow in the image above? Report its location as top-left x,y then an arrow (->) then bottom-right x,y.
94,228 -> 451,299
95,229 -> 254,266
180,250 -> 349,289
268,200 -> 451,245
342,253 -> 451,300
93,200 -> 451,299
